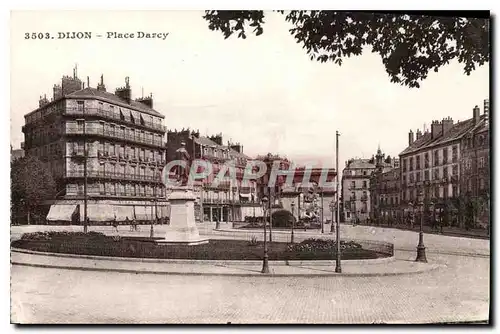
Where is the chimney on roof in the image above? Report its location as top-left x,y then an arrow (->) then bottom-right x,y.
53,84 -> 62,100
416,129 -> 422,140
39,94 -> 49,108
115,77 -> 132,104
473,105 -> 480,124
97,74 -> 106,92
442,117 -> 454,134
136,93 -> 153,109
431,120 -> 443,139
408,130 -> 414,146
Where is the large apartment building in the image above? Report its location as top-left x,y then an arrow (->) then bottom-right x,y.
22,70 -> 168,223
398,100 -> 489,227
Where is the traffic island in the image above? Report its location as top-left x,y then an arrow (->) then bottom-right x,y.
11,232 -> 387,261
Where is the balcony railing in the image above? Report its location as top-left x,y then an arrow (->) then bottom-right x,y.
65,127 -> 165,148
96,151 -> 166,165
64,107 -> 166,132
66,170 -> 163,183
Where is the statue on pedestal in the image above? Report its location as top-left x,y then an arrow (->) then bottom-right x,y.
174,142 -> 191,186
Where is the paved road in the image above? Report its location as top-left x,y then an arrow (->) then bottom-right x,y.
11,250 -> 489,324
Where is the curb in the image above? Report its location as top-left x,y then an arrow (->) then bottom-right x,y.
395,248 -> 490,258
10,261 -> 443,278
10,248 -> 395,266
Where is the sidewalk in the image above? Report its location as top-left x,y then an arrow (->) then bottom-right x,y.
11,248 -> 441,277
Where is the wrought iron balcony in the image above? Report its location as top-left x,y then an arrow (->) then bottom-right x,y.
63,107 -> 166,132
65,127 -> 166,148
65,170 -> 163,183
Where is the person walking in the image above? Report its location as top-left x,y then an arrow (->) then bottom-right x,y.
112,216 -> 119,233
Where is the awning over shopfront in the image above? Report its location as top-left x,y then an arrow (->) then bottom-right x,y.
134,205 -> 152,221
86,204 -> 115,222
113,205 -> 135,221
239,193 -> 251,198
159,205 -> 170,218
46,204 -> 78,222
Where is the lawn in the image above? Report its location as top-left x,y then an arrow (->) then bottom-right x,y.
11,232 -> 388,261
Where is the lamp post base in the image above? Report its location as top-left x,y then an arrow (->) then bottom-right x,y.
335,263 -> 342,273
415,232 -> 427,263
261,255 -> 270,274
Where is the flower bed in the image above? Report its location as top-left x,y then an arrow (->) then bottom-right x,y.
12,232 -> 388,261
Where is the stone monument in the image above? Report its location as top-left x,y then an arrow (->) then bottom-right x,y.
156,142 -> 208,246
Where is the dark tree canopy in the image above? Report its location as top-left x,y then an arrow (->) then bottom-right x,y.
203,11 -> 489,88
11,155 -> 56,211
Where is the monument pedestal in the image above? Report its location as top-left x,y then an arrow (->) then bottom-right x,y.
156,186 -> 208,246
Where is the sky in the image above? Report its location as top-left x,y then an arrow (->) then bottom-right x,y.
10,10 -> 490,174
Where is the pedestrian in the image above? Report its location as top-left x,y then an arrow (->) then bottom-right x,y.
112,216 -> 119,233
132,217 -> 138,231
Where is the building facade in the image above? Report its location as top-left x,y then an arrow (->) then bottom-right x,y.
341,159 -> 375,222
399,100 -> 489,228
460,100 -> 490,227
369,148 -> 401,223
342,152 -> 398,223
22,71 -> 168,223
166,129 -> 261,223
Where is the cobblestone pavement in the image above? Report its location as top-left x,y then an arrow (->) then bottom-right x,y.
11,251 -> 489,324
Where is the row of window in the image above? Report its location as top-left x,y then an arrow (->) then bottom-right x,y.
77,100 -> 161,127
69,141 -> 164,162
402,165 -> 459,185
378,196 -> 399,206
25,102 -> 64,124
70,120 -> 163,144
69,162 -> 162,178
68,182 -> 165,197
350,180 -> 368,189
463,157 -> 487,170
402,146 -> 459,172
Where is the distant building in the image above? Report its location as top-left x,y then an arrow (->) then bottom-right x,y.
22,69 -> 168,224
399,99 -> 489,228
166,129 -> 261,222
369,147 -> 401,222
342,151 -> 398,223
10,145 -> 25,162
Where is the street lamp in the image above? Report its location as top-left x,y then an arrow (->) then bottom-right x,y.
150,198 -> 154,238
232,187 -> 237,224
290,200 -> 295,244
415,188 -> 427,263
408,201 -> 414,229
329,199 -> 335,233
261,195 -> 270,274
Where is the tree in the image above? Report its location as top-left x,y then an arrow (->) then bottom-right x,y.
203,11 -> 489,88
272,209 -> 296,228
11,156 -> 56,224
